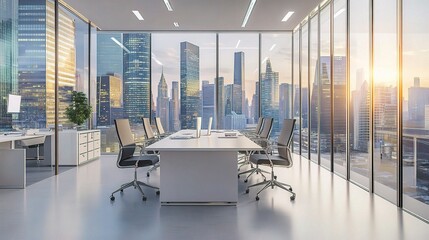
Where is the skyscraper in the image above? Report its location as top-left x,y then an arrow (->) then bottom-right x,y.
180,41 -> 200,129
279,83 -> 293,121
156,70 -> 169,131
97,33 -> 123,77
97,74 -> 123,126
251,81 -> 259,123
169,81 -> 180,131
17,0 -> 75,128
261,59 -> 280,132
0,0 -> 18,129
233,52 -> 245,114
202,81 -> 215,129
408,77 -> 429,128
216,76 -> 224,128
123,33 -> 151,124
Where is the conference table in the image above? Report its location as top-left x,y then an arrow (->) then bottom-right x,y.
145,129 -> 262,205
0,132 -> 54,188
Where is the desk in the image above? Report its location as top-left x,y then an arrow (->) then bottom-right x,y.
146,130 -> 262,205
0,132 -> 54,188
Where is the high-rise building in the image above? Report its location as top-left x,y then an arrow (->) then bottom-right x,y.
156,70 -> 169,131
97,33 -> 123,77
261,59 -> 280,133
180,41 -> 200,129
0,0 -> 18,129
202,81 -> 215,129
251,81 -> 259,123
97,74 -> 123,126
233,52 -> 245,114
16,0 -> 75,129
169,81 -> 180,131
123,33 -> 151,124
408,77 -> 429,128
279,83 -> 293,121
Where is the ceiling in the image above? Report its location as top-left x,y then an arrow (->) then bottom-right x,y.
63,0 -> 321,31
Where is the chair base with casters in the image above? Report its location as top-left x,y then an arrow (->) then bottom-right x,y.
238,164 -> 269,183
110,163 -> 160,202
146,162 -> 160,177
246,154 -> 296,201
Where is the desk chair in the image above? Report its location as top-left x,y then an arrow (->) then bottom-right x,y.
238,117 -> 265,170
238,117 -> 274,181
154,117 -> 171,138
110,119 -> 160,202
142,117 -> 160,177
19,135 -> 46,166
245,119 -> 296,201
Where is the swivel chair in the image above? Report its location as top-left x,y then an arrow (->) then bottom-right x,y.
245,119 -> 296,201
110,119 -> 159,202
142,117 -> 160,177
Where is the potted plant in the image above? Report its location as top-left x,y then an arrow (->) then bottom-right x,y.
65,91 -> 92,129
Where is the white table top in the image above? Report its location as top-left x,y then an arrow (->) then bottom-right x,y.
146,130 -> 263,152
0,133 -> 53,144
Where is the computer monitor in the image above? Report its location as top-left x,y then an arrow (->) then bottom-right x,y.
7,94 -> 21,113
196,117 -> 202,138
207,117 -> 213,136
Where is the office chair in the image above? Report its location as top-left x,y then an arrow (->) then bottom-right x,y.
142,117 -> 160,177
238,117 -> 265,170
110,119 -> 160,202
19,135 -> 47,166
245,119 -> 296,201
154,117 -> 171,138
238,117 -> 274,181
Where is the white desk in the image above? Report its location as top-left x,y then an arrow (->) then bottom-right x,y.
145,130 -> 262,205
0,132 -> 54,188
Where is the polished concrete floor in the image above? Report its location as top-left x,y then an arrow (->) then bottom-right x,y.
0,154 -> 428,240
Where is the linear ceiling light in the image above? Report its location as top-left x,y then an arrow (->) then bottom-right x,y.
269,44 -> 276,51
174,22 -> 179,27
281,11 -> 294,22
235,40 -> 241,49
111,37 -> 131,53
163,0 -> 173,11
132,10 -> 144,20
241,0 -> 257,28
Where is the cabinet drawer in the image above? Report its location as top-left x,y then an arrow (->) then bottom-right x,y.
87,141 -> 94,151
79,152 -> 87,163
79,143 -> 87,153
87,150 -> 94,160
94,140 -> 100,149
94,131 -> 100,140
94,148 -> 100,158
79,133 -> 88,143
88,132 -> 94,141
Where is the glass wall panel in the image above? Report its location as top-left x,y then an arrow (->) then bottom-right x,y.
349,0 -> 370,189
219,34 -> 258,130
90,25 -> 97,129
403,0 -> 429,219
373,0 -> 398,204
261,33 -> 292,137
333,0 -> 347,176
96,32 -> 151,153
151,33 -> 216,131
309,15 -> 319,162
301,23 -> 309,158
319,5 -> 332,169
293,30 -> 301,153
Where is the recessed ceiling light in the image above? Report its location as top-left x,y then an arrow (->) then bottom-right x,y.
132,10 -> 144,21
163,0 -> 173,11
235,40 -> 241,49
281,11 -> 294,22
241,0 -> 257,28
269,44 -> 276,51
334,8 -> 345,18
174,22 -> 179,27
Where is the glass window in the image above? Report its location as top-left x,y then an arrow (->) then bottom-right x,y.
319,5 -> 332,169
293,30 -> 301,153
261,33 -> 292,138
219,34 -> 258,130
151,33 -> 216,131
373,0 -> 398,204
309,15 -> 319,162
333,0 -> 347,176
402,0 -> 429,220
301,23 -> 309,158
349,0 -> 370,189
